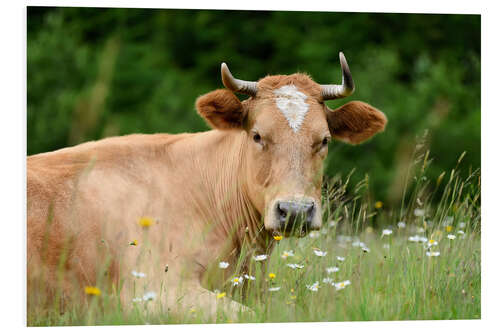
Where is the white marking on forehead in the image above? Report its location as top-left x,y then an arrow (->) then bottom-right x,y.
273,84 -> 310,133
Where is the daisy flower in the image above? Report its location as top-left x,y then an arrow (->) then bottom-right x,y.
219,261 -> 229,269
326,266 -> 340,274
336,256 -> 345,262
447,234 -> 456,240
426,239 -> 438,248
352,241 -> 366,247
268,287 -> 281,292
382,229 -> 393,236
322,277 -> 334,284
244,274 -> 256,280
131,270 -> 146,278
334,280 -> 351,290
457,230 -> 465,235
426,251 -> 440,257
309,231 -> 321,238
313,249 -> 327,257
281,250 -> 294,259
142,291 -> 157,301
253,254 -> 268,261
361,246 -> 371,253
306,281 -> 320,292
287,263 -> 304,269
232,276 -> 243,286
397,221 -> 406,229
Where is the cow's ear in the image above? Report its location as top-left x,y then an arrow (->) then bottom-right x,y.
326,101 -> 387,145
196,89 -> 246,129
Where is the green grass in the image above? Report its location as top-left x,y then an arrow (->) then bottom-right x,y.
28,146 -> 481,325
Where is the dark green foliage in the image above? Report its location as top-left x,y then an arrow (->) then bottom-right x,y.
27,7 -> 480,203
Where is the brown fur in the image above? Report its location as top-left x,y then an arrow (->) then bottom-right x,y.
27,70 -> 386,321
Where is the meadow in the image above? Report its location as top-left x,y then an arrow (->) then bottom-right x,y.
28,142 -> 481,326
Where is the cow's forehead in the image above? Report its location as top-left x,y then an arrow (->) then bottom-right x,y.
256,73 -> 322,99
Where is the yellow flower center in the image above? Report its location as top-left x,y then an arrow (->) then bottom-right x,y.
138,217 -> 154,228
269,273 -> 276,279
340,283 -> 345,287
429,239 -> 435,244
446,226 -> 453,232
216,292 -> 226,299
84,286 -> 101,296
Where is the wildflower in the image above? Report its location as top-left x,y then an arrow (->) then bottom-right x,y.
190,307 -> 196,313
287,263 -> 304,269
219,261 -> 229,269
334,280 -> 351,291
216,292 -> 226,299
426,239 -> 438,247
273,235 -> 283,241
361,246 -> 371,253
84,286 -> 101,296
457,230 -> 465,235
397,221 -> 406,229
414,208 -> 425,217
322,277 -> 334,284
281,250 -> 295,259
426,251 -> 441,257
253,254 -> 268,261
382,229 -> 393,236
132,297 -> 142,303
326,266 -> 340,274
131,270 -> 146,278
313,249 -> 327,257
352,240 -> 366,247
329,220 -> 337,227
306,281 -> 320,291
375,201 -> 383,209
129,240 -> 138,246
232,276 -> 243,286
309,230 -> 321,238
336,256 -> 345,262
409,235 -> 428,243
383,243 -> 390,249
458,222 -> 466,229
268,287 -> 281,292
446,225 -> 453,232
447,234 -> 456,240
138,216 -> 155,228
268,273 -> 276,280
142,291 -> 157,301
244,274 -> 256,280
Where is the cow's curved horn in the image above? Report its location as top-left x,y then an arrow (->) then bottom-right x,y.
321,52 -> 355,100
221,63 -> 258,96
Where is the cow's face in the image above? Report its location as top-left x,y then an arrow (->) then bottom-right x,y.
196,54 -> 387,236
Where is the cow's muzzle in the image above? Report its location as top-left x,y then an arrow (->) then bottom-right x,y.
275,200 -> 316,233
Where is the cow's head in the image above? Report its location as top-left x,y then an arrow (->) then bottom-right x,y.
196,53 -> 387,237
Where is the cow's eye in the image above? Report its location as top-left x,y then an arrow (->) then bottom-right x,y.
253,133 -> 261,143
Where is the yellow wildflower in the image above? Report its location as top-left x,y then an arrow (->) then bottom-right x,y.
269,273 -> 276,280
375,201 -> 383,209
446,225 -> 453,232
129,239 -> 138,246
84,286 -> 101,296
189,307 -> 196,313
138,216 -> 154,228
290,295 -> 297,300
216,292 -> 226,299
273,235 -> 283,241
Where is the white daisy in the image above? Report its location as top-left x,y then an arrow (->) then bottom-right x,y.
382,229 -> 393,236
281,250 -> 295,259
313,249 -> 327,257
426,251 -> 440,257
287,263 -> 304,269
219,261 -> 229,269
334,280 -> 351,290
142,291 -> 157,301
232,276 -> 243,286
131,270 -> 146,278
326,266 -> 340,274
336,256 -> 346,262
253,254 -> 268,261
457,230 -> 465,235
322,277 -> 334,284
309,231 -> 320,238
268,287 -> 281,292
306,281 -> 320,291
352,241 -> 366,247
447,234 -> 456,240
458,222 -> 466,229
426,239 -> 438,248
361,246 -> 371,253
244,274 -> 256,280
397,221 -> 406,229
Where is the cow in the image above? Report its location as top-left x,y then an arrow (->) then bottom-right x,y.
27,52 -> 386,322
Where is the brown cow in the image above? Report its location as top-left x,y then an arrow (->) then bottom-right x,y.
27,53 -> 386,321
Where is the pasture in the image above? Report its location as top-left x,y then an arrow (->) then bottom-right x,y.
28,147 -> 481,326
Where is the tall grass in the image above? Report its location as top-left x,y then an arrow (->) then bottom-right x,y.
28,142 -> 480,325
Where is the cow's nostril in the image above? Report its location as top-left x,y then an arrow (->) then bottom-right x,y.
276,200 -> 315,231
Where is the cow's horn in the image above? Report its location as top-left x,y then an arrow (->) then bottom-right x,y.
321,52 -> 355,100
221,63 -> 258,96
